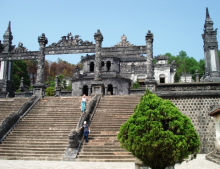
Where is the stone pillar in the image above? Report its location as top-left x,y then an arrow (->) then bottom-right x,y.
0,21 -> 14,98
195,70 -> 200,83
33,33 -> 48,98
105,87 -> 108,95
88,86 -> 91,96
113,87 -> 116,95
202,8 -> 220,82
55,76 -> 59,88
145,30 -> 157,92
91,30 -> 104,96
75,65 -> 80,79
213,115 -> 220,151
94,30 -> 103,81
54,76 -> 61,96
18,77 -> 24,92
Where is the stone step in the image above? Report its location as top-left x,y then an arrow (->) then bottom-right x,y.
82,142 -> 120,146
0,156 -> 62,161
76,158 -> 135,162
77,154 -> 134,159
0,144 -> 68,148
5,137 -> 68,141
78,152 -> 131,156
10,132 -> 70,135
0,147 -> 66,151
80,148 -> 126,152
0,153 -> 63,158
0,150 -> 65,154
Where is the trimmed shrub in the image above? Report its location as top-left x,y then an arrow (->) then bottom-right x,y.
118,89 -> 200,169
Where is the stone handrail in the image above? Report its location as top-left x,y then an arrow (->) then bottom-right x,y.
63,94 -> 101,161
0,96 -> 40,143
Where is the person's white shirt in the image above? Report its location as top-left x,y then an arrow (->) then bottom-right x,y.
82,97 -> 86,102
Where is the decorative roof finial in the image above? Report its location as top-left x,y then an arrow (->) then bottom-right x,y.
206,7 -> 210,19
7,21 -> 11,31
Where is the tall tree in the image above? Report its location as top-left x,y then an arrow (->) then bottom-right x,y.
25,60 -> 37,85
12,60 -> 30,90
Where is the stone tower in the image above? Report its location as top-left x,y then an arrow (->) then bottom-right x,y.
202,8 -> 220,82
0,21 -> 14,97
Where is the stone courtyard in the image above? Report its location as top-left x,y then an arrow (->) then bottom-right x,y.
0,155 -> 219,169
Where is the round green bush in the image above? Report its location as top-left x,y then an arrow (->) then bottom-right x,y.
117,91 -> 200,169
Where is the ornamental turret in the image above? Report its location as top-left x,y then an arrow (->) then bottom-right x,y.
202,8 -> 220,81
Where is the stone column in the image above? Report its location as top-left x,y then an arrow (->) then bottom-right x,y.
88,86 -> 91,96
145,30 -> 157,92
0,21 -> 14,98
33,33 -> 48,98
202,8 -> 220,82
195,70 -> 200,83
54,76 -> 61,97
91,30 -> 104,96
105,87 -> 108,95
113,87 -> 116,95
94,30 -> 103,81
18,77 -> 24,92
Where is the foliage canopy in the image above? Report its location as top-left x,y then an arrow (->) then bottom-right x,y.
12,60 -> 30,90
118,89 -> 200,169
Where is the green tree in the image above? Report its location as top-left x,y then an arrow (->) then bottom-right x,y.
12,60 -> 30,90
118,89 -> 200,169
45,87 -> 55,96
132,81 -> 140,89
66,82 -> 72,91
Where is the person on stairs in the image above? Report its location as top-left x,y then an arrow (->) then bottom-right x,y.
79,121 -> 90,143
80,94 -> 87,113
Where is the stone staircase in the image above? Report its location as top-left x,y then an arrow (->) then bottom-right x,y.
206,150 -> 220,165
0,97 -> 29,124
0,96 -> 85,161
77,95 -> 141,162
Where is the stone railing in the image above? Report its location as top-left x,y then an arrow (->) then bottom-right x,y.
155,82 -> 220,97
63,94 -> 101,161
0,96 -> 40,143
60,91 -> 72,97
15,91 -> 33,97
130,82 -> 220,96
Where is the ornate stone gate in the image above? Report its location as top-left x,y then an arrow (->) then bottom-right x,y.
0,22 -> 153,98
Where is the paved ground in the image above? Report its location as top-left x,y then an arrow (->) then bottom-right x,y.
0,154 -> 219,169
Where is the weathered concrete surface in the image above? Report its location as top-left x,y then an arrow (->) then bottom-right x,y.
0,155 -> 219,169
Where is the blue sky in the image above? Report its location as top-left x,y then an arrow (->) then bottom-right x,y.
0,0 -> 220,64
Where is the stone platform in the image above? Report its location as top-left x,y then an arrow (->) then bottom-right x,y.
0,155 -> 219,169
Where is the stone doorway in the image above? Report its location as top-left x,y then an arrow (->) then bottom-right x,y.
83,85 -> 88,96
108,84 -> 113,95
90,62 -> 94,72
160,77 -> 165,83
107,61 -> 111,71
159,74 -> 165,83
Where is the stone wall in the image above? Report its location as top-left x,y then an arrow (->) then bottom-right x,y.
130,83 -> 219,153
155,83 -> 220,153
165,96 -> 217,153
